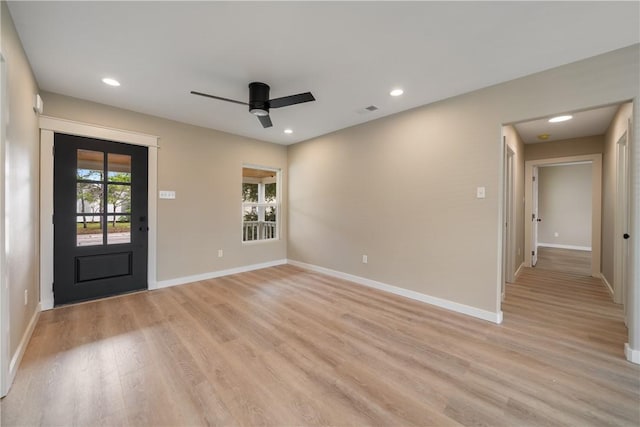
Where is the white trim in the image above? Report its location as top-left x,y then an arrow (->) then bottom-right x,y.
524,154 -> 602,278
537,242 -> 592,251
39,116 -> 158,147
541,161 -> 592,167
287,259 -> 503,324
154,259 -> 288,289
7,304 -> 40,392
0,51 -> 8,398
600,273 -> 614,297
39,117 -> 159,309
514,262 -> 525,279
39,132 -> 54,310
625,343 -> 640,365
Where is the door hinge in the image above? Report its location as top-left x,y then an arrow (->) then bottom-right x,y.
532,176 -> 536,181
52,145 -> 55,156
52,214 -> 54,224
532,213 -> 536,221
531,251 -> 535,256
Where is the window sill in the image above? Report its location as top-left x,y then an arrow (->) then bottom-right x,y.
242,238 -> 280,246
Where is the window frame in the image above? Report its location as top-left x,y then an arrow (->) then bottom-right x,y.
241,164 -> 281,244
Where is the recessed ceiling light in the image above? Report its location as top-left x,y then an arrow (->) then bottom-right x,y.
102,78 -> 120,87
284,129 -> 293,134
390,88 -> 404,97
548,115 -> 572,123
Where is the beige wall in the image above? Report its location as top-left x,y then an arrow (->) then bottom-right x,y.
288,45 -> 639,315
503,125 -> 525,275
1,2 -> 41,359
41,92 -> 288,282
602,102 -> 633,286
524,135 -> 604,161
538,164 -> 592,248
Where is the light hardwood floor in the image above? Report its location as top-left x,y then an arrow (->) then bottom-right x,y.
535,246 -> 592,276
1,265 -> 638,426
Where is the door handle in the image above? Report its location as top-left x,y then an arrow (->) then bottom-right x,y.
623,233 -> 630,239
536,218 -> 542,222
139,226 -> 149,232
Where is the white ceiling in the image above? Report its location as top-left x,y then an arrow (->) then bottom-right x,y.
514,104 -> 621,144
7,1 -> 640,145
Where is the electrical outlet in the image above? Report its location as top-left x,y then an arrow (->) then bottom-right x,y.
24,289 -> 28,306
362,255 -> 368,264
218,249 -> 223,258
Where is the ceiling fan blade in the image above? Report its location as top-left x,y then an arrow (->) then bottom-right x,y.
257,114 -> 273,128
269,92 -> 315,108
190,91 -> 248,106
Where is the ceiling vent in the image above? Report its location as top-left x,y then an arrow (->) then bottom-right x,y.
357,105 -> 379,114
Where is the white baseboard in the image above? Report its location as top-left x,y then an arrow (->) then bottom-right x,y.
537,242 -> 592,251
514,262 -> 525,279
7,303 -> 41,392
599,273 -> 614,296
153,259 -> 288,290
625,343 -> 640,365
287,259 -> 502,324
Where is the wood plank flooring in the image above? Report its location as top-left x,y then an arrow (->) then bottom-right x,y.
535,246 -> 592,276
1,265 -> 638,426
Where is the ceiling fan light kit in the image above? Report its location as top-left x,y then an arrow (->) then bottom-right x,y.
191,82 -> 315,129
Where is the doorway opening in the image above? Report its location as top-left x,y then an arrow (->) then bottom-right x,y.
531,161 -> 594,277
500,100 -> 634,362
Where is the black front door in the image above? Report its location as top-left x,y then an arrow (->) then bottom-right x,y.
54,133 -> 148,305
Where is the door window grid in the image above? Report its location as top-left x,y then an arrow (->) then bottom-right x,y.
242,166 -> 279,242
76,149 -> 132,246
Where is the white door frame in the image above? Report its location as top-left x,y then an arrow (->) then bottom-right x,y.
0,52 -> 9,397
524,154 -> 602,277
502,143 -> 516,297
614,130 -> 630,309
39,116 -> 159,310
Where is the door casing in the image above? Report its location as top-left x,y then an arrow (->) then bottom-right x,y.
502,144 -> 516,299
524,154 -> 602,277
40,116 -> 158,310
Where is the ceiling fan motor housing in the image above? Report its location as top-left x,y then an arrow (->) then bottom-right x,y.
249,82 -> 270,116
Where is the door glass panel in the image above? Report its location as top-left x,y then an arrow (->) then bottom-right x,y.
108,153 -> 132,181
107,215 -> 131,244
77,182 -> 103,214
77,149 -> 104,181
77,215 -> 103,247
107,184 -> 131,213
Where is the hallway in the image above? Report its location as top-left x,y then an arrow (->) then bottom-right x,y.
534,246 -> 592,276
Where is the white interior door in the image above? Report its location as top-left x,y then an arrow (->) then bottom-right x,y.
532,166 -> 539,266
615,131 -> 630,312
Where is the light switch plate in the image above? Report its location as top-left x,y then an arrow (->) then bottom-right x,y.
159,190 -> 176,199
476,186 -> 486,199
